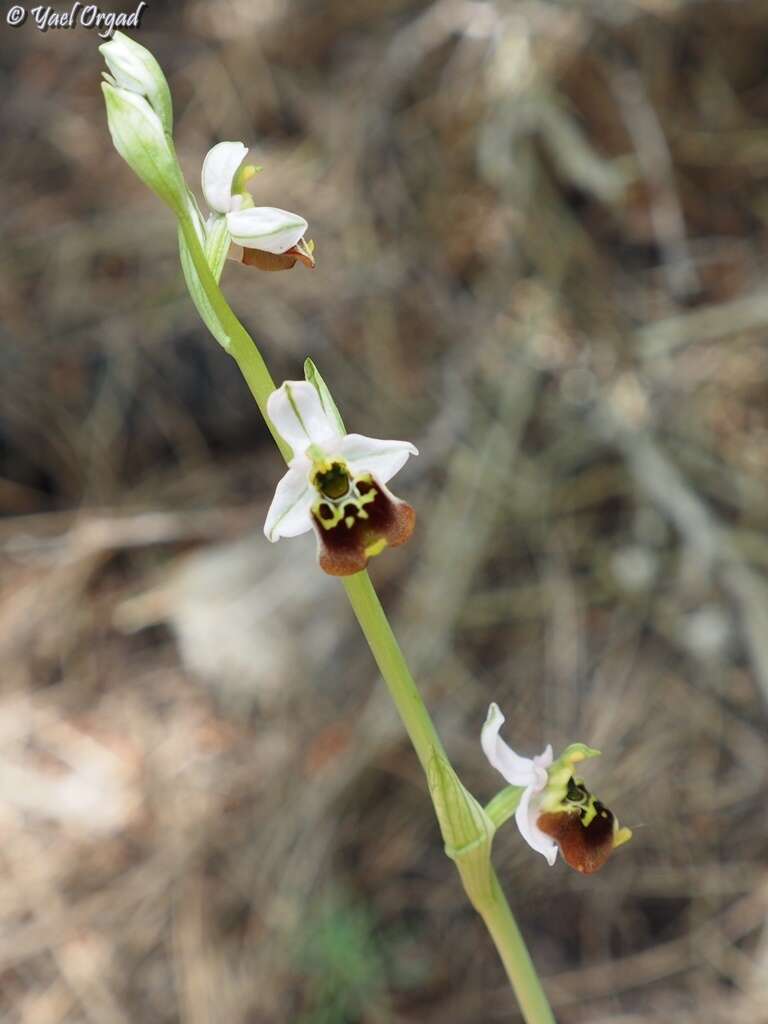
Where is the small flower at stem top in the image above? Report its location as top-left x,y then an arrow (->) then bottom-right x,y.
201,141 -> 314,272
264,381 -> 417,576
482,703 -> 632,874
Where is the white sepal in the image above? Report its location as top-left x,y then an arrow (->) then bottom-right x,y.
515,784 -> 559,866
338,434 -> 418,485
264,463 -> 314,542
482,704 -> 548,787
202,141 -> 248,214
226,207 -> 308,254
482,704 -> 558,865
267,381 -> 337,454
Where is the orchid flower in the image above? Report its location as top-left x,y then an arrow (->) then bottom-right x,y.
201,142 -> 314,271
264,381 -> 417,576
482,704 -> 632,874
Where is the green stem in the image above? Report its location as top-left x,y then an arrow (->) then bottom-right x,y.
481,873 -> 558,1024
343,572 -> 555,1023
342,570 -> 445,770
176,214 -> 291,462
176,205 -> 556,1024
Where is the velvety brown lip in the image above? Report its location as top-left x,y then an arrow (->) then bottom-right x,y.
313,476 -> 416,577
537,805 -> 616,874
242,243 -> 315,271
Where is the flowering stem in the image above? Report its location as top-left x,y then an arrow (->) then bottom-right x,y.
343,572 -> 556,1023
342,570 -> 445,768
175,203 -> 556,1024
481,872 -> 558,1024
176,214 -> 291,462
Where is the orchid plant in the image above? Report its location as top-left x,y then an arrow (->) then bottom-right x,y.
99,32 -> 630,1024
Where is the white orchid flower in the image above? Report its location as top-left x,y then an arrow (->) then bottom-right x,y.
482,704 -> 633,874
265,381 -> 417,576
201,142 -> 313,270
482,704 -> 557,865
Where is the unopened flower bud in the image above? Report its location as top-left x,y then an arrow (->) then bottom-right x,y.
101,83 -> 186,214
100,31 -> 173,134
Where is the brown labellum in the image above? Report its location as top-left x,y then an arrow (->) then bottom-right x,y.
313,477 -> 416,577
537,805 -> 616,874
241,244 -> 315,272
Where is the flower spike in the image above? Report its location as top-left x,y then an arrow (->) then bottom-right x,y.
482,704 -> 631,873
264,380 -> 417,576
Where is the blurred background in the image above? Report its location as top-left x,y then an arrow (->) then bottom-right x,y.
2,0 -> 768,1021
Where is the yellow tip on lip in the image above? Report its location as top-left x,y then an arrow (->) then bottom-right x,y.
364,538 -> 388,559
613,826 -> 632,849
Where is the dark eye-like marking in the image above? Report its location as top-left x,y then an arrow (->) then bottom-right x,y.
566,776 -> 590,807
314,462 -> 351,500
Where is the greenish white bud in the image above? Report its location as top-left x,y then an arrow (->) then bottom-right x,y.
427,754 -> 496,910
99,31 -> 173,135
101,82 -> 186,215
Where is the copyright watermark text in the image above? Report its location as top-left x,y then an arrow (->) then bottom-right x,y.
6,2 -> 148,37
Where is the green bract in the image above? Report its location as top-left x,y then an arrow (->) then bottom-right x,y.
428,754 -> 496,910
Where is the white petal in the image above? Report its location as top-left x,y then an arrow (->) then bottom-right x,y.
337,434 -> 418,484
534,744 -> 554,770
515,786 -> 558,866
481,704 -> 541,787
267,381 -> 337,454
202,141 -> 248,214
263,464 -> 314,541
227,207 -> 308,254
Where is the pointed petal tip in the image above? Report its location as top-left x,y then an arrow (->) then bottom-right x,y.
487,702 -> 503,721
